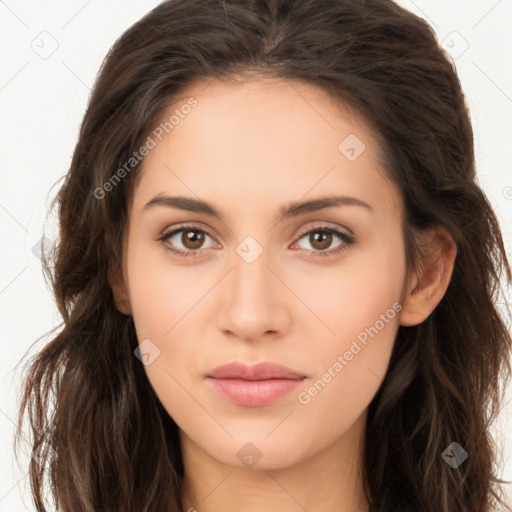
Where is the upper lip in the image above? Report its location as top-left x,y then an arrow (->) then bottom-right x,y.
207,362 -> 307,381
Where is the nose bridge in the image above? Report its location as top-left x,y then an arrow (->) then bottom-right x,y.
231,233 -> 275,304
216,232 -> 287,338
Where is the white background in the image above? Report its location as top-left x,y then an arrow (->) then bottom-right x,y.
1,0 -> 511,510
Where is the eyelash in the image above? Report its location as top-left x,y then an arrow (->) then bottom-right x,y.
156,223 -> 355,259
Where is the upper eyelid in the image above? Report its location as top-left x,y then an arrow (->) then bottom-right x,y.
295,223 -> 352,239
160,223 -> 220,244
160,222 -> 352,245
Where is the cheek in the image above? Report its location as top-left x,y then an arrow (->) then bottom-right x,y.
308,240 -> 406,353
294,284 -> 402,446
297,239 -> 405,408
125,244 -> 209,402
126,241 -> 210,341
125,250 -> 202,424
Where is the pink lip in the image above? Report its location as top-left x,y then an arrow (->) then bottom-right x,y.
206,362 -> 307,407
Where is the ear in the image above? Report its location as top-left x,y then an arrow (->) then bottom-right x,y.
400,226 -> 457,326
108,263 -> 132,316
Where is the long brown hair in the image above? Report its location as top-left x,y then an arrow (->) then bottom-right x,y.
14,0 -> 512,510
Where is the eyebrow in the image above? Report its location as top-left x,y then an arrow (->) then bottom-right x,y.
142,193 -> 373,221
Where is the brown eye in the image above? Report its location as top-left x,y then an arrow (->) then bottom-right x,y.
158,226 -> 217,256
181,229 -> 205,250
158,224 -> 354,259
294,226 -> 354,257
308,230 -> 332,251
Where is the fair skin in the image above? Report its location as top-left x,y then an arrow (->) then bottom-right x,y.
110,76 -> 456,512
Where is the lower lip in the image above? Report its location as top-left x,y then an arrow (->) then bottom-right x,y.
207,377 -> 306,407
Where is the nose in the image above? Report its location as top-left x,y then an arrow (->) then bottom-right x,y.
216,244 -> 291,342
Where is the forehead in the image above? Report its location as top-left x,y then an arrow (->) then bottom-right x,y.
132,76 -> 402,220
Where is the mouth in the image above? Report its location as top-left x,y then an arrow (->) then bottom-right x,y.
206,361 -> 307,407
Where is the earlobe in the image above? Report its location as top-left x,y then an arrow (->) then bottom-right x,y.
108,263 -> 132,316
400,227 -> 457,327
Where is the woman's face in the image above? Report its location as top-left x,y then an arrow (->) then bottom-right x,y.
118,77 -> 409,469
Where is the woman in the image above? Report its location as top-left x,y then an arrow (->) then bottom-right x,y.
15,0 -> 511,511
